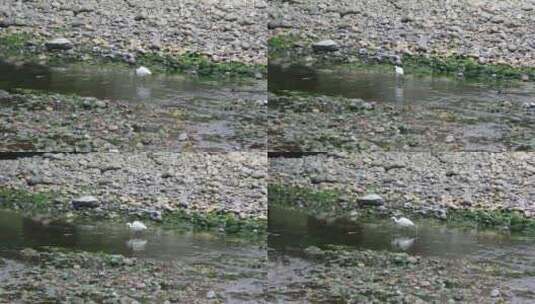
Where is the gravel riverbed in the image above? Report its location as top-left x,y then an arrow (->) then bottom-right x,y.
0,89 -> 267,152
0,247 -> 267,304
268,246 -> 505,303
0,152 -> 267,220
269,152 -> 535,217
1,0 -> 267,67
270,0 -> 535,69
269,92 -> 535,152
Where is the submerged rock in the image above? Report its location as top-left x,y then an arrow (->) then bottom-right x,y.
304,246 -> 324,258
0,89 -> 10,101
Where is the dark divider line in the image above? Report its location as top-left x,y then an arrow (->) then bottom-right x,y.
268,152 -> 327,158
0,152 -> 91,160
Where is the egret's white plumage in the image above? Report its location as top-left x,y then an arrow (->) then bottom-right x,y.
395,65 -> 404,76
127,220 -> 147,232
136,66 -> 152,77
391,216 -> 415,228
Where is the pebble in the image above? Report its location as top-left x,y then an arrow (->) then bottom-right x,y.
206,290 -> 216,299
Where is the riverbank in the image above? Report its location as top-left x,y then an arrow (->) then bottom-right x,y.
0,152 -> 267,233
269,91 -> 535,152
0,245 -> 266,303
0,0 -> 267,77
269,0 -> 535,80
0,87 -> 266,152
269,152 -> 535,230
268,245 -> 506,303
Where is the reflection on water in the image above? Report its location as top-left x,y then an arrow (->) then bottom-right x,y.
268,63 -> 535,105
268,205 -> 530,258
391,237 -> 415,251
269,205 -> 535,302
0,210 -> 266,303
0,60 -> 263,103
0,210 -> 260,262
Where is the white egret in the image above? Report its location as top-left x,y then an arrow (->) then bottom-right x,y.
391,216 -> 415,228
135,66 -> 152,77
395,65 -> 404,76
126,220 -> 147,232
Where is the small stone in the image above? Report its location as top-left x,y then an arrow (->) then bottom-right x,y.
20,248 -> 40,260
521,74 -> 529,82
0,89 -> 10,101
445,135 -> 455,143
108,255 -> 125,266
27,176 -> 54,186
178,132 -> 189,141
407,256 -> 419,264
304,246 -> 324,258
358,194 -> 385,206
206,290 -> 216,299
312,39 -> 339,52
134,14 -> 147,21
491,289 -> 500,297
161,171 -> 174,178
45,38 -> 73,50
401,15 -> 413,23
149,210 -> 163,222
95,100 -> 107,108
71,196 -> 100,209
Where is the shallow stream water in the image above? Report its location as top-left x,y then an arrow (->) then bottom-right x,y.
0,210 -> 265,303
0,60 -> 267,151
268,63 -> 535,105
268,63 -> 535,152
269,205 -> 535,303
0,60 -> 265,103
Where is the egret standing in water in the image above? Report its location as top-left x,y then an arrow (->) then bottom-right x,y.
391,216 -> 415,228
134,66 -> 153,101
395,65 -> 404,76
127,220 -> 147,232
136,66 -> 152,77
